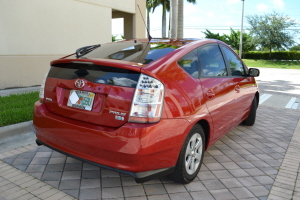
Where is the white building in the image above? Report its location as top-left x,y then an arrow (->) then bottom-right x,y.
0,0 -> 146,89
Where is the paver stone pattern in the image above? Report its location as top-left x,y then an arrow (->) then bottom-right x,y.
1,106 -> 299,200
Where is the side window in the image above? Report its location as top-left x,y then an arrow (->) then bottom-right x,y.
198,45 -> 228,77
177,49 -> 199,78
221,46 -> 246,76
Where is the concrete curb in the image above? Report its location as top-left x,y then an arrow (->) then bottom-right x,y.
0,86 -> 40,97
0,121 -> 33,140
268,117 -> 300,199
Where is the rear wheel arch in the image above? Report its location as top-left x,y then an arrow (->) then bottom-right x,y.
195,120 -> 210,150
170,123 -> 205,183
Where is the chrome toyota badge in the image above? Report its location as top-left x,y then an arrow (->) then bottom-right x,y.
75,79 -> 85,88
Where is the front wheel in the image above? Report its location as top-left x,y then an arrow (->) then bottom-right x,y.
170,124 -> 205,184
242,96 -> 257,126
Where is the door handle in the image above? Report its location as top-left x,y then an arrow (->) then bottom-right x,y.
206,89 -> 215,100
235,85 -> 240,93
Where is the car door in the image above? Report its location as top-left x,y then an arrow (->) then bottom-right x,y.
198,44 -> 236,141
220,45 -> 254,124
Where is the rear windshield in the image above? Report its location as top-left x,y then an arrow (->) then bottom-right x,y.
48,63 -> 140,88
77,42 -> 179,64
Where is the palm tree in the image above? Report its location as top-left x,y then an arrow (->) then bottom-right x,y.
177,0 -> 196,38
152,0 -> 170,38
170,0 -> 178,39
146,0 -> 154,33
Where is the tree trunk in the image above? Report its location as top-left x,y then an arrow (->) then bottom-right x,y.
269,48 -> 272,60
147,9 -> 150,38
168,12 -> 171,38
162,0 -> 167,38
177,0 -> 183,38
170,0 -> 178,39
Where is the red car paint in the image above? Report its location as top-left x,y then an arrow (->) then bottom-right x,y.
33,38 -> 259,182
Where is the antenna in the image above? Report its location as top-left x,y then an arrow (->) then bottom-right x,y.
137,4 -> 152,41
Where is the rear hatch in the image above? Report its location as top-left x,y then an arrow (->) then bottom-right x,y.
43,61 -> 141,127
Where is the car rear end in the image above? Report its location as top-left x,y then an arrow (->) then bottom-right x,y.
33,39 -> 193,182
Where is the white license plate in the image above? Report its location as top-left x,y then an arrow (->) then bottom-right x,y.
67,90 -> 95,111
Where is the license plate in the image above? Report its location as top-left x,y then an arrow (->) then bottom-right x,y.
67,90 -> 95,111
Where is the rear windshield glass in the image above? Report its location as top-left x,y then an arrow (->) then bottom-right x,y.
48,63 -> 140,88
77,42 -> 179,64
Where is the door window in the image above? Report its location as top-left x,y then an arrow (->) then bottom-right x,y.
221,47 -> 246,76
198,45 -> 228,77
177,49 -> 199,78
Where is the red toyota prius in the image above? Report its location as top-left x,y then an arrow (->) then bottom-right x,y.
33,38 -> 259,184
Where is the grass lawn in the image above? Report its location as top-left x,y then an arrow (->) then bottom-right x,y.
243,59 -> 300,69
0,92 -> 39,127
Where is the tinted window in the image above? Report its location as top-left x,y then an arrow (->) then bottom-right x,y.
80,42 -> 178,64
48,63 -> 140,88
221,46 -> 246,76
198,45 -> 228,77
145,44 -> 177,64
177,49 -> 199,78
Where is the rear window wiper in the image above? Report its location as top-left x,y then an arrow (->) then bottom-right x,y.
75,44 -> 101,58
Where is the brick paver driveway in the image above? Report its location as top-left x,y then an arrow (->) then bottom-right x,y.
1,105 -> 300,200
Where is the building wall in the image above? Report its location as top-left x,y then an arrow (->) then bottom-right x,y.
0,56 -> 61,89
76,0 -> 136,14
0,0 -> 145,89
135,0 -> 147,38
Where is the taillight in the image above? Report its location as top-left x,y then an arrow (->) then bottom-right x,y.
129,74 -> 164,123
39,68 -> 51,102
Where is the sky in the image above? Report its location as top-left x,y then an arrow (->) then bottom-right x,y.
112,0 -> 300,42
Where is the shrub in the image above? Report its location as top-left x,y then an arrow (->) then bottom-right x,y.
243,51 -> 300,60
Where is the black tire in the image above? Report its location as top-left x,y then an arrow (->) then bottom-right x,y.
170,124 -> 205,184
242,96 -> 257,126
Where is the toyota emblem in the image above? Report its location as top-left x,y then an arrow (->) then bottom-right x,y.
75,79 -> 85,88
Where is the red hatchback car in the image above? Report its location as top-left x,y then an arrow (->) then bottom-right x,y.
33,38 -> 259,184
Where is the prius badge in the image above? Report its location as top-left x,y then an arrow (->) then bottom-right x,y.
109,110 -> 126,121
75,79 -> 85,88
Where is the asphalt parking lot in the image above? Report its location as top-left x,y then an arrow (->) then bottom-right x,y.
0,67 -> 300,200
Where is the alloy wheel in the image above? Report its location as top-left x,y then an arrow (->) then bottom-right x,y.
185,133 -> 203,175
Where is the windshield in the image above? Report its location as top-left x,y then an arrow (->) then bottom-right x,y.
75,41 -> 179,64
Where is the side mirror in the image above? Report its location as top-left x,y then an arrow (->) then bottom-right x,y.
248,68 -> 260,77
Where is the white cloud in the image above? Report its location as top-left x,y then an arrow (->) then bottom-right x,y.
184,16 -> 204,26
225,21 -> 235,26
184,3 -> 198,13
271,0 -> 285,10
190,17 -> 204,23
220,15 -> 229,19
256,3 -> 269,11
206,12 -> 215,18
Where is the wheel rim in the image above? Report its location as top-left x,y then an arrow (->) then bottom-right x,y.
185,133 -> 203,175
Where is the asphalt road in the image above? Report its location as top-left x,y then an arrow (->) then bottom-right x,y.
256,67 -> 300,97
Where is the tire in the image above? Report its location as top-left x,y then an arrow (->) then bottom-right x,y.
170,124 -> 205,184
242,96 -> 257,126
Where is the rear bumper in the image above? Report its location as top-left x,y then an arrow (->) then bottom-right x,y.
33,101 -> 191,182
35,139 -> 174,183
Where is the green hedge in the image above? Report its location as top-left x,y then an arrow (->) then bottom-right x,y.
243,51 -> 300,60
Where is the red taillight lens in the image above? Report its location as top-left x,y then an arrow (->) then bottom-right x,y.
129,74 -> 164,123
